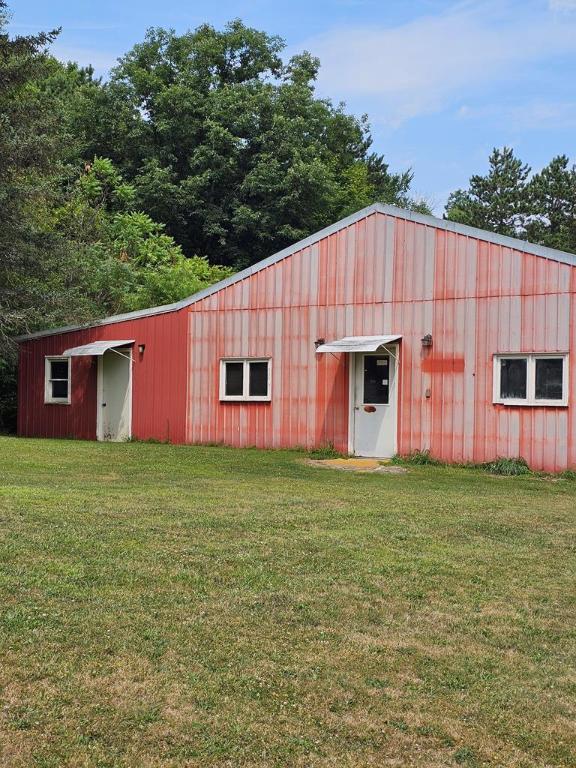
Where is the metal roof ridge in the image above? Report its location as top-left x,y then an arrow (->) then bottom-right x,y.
373,203 -> 576,266
16,202 -> 576,342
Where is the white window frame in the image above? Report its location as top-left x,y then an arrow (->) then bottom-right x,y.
44,356 -> 71,405
219,358 -> 271,402
493,353 -> 568,407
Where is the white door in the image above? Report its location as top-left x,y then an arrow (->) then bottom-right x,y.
352,349 -> 397,457
97,348 -> 132,441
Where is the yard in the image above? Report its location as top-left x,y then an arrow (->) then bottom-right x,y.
0,438 -> 574,768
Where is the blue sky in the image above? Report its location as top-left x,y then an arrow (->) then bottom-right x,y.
8,0 -> 576,212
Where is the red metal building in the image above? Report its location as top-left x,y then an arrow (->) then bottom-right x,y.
17,204 -> 576,471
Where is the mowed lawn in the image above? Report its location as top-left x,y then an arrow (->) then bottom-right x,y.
0,438 -> 575,768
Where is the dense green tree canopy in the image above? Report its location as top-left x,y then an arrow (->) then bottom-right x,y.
55,157 -> 232,313
0,3 -> 76,428
70,22 -> 429,268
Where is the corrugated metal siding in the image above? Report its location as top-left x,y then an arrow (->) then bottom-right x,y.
18,210 -> 576,470
18,346 -> 97,440
186,212 -> 575,470
186,215 -> 392,451
427,229 -> 574,472
18,312 -> 188,443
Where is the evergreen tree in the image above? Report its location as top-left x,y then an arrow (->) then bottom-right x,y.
445,147 -> 530,237
0,3 -> 70,428
0,4 -> 58,342
525,155 -> 576,253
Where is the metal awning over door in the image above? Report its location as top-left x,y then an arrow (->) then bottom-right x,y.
315,335 -> 402,353
62,340 -> 134,356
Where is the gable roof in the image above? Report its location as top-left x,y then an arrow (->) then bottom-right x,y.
17,202 -> 576,341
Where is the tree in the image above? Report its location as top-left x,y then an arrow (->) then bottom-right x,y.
525,155 -> 576,253
445,148 -> 576,254
0,3 -> 85,429
55,158 -> 233,314
445,147 -> 530,237
78,21 -> 428,268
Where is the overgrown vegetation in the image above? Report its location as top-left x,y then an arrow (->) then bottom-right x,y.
392,451 -> 576,478
481,456 -> 532,476
0,437 -> 575,766
393,450 -> 444,466
307,443 -> 344,460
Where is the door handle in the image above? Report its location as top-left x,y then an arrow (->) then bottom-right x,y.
102,403 -> 107,407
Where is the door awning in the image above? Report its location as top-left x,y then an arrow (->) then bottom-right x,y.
315,335 -> 402,353
62,340 -> 134,357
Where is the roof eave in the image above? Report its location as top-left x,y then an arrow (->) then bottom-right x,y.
14,299 -> 185,342
16,202 -> 576,342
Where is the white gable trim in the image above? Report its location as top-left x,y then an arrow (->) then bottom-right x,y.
16,203 -> 576,341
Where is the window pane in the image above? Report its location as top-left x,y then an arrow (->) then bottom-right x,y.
249,362 -> 268,397
500,358 -> 527,399
50,360 -> 68,380
363,355 -> 389,404
51,380 -> 68,399
225,362 -> 244,396
535,358 -> 563,400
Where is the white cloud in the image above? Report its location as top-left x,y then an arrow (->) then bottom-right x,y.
300,1 -> 576,126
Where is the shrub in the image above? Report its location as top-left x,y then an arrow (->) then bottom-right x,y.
482,457 -> 531,476
392,450 -> 443,466
308,444 -> 344,460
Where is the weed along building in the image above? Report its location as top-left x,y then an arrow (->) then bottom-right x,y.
17,203 -> 576,471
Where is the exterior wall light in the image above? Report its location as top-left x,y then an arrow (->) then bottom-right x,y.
421,334 -> 433,347
138,344 -> 146,355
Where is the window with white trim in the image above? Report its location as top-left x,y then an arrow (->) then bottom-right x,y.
220,359 -> 271,401
45,357 -> 71,404
493,354 -> 568,406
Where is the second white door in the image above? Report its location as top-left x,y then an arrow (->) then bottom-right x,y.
97,348 -> 132,441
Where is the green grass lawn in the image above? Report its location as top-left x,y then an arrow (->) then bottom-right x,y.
0,437 -> 575,768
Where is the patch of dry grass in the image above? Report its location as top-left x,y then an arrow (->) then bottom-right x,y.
0,437 -> 575,767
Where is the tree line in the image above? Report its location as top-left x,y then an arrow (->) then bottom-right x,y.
0,1 -> 574,429
446,147 -> 576,252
